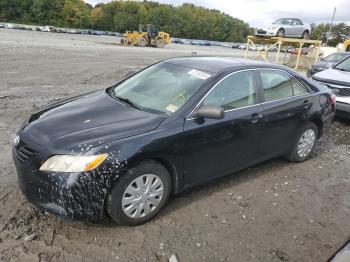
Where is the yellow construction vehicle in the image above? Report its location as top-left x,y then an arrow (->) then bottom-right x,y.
344,39 -> 350,52
121,24 -> 170,48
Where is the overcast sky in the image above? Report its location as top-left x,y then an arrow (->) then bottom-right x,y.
84,0 -> 349,27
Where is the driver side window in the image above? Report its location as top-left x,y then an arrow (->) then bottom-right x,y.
203,71 -> 256,111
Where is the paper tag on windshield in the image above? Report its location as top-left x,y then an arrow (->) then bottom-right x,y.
188,69 -> 211,80
166,104 -> 178,113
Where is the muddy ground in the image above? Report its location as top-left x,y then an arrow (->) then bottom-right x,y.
0,29 -> 350,262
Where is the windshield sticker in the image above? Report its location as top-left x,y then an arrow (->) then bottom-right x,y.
188,69 -> 211,80
166,104 -> 178,113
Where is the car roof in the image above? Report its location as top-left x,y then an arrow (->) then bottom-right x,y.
164,57 -> 281,73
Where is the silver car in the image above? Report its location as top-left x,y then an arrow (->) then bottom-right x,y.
255,18 -> 311,39
312,56 -> 350,118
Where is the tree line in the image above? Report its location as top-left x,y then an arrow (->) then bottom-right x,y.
0,0 -> 253,42
311,22 -> 350,46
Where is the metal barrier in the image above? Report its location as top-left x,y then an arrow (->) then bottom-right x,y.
244,36 -> 322,70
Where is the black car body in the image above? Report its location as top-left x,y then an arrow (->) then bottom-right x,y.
307,52 -> 350,77
13,57 -> 335,225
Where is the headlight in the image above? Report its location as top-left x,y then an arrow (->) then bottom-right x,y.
39,154 -> 108,172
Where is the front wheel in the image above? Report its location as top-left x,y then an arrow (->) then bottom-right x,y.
138,37 -> 148,47
276,28 -> 285,38
156,39 -> 165,48
108,161 -> 171,226
287,122 -> 318,162
301,30 -> 310,39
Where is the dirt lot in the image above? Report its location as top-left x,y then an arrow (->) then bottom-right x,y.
1,29 -> 350,262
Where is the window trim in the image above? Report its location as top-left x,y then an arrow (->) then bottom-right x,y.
257,68 -> 310,104
187,68 -> 310,120
187,69 -> 259,120
202,70 -> 257,112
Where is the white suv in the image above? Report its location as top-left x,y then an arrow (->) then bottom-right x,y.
312,56 -> 350,118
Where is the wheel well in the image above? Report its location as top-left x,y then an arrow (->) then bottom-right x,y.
149,158 -> 179,194
104,157 -> 180,217
125,158 -> 180,195
310,118 -> 323,138
303,30 -> 309,34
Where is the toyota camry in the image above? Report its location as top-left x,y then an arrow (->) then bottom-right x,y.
13,57 -> 335,225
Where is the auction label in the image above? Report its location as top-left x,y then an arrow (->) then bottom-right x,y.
188,69 -> 211,80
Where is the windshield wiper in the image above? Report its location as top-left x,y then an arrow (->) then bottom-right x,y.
335,67 -> 350,72
115,95 -> 142,110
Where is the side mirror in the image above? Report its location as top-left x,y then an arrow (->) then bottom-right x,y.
195,105 -> 224,119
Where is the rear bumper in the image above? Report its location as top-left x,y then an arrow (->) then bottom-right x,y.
322,111 -> 335,135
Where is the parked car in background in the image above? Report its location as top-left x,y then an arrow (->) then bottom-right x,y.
307,52 -> 350,77
255,18 -> 311,39
238,44 -> 247,50
231,43 -> 241,49
37,26 -> 50,32
290,47 -> 309,56
312,56 -> 350,118
0,23 -> 5,28
256,45 -> 266,51
13,57 -> 335,225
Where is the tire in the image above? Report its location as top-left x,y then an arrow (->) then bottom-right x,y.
138,37 -> 148,47
287,122 -> 318,163
301,30 -> 310,39
156,39 -> 165,48
108,161 -> 171,226
129,37 -> 137,46
276,28 -> 285,38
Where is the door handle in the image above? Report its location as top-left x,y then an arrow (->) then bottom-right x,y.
303,100 -> 310,109
249,113 -> 263,124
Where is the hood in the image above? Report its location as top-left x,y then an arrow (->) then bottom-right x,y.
312,61 -> 334,69
313,68 -> 350,87
20,90 -> 165,153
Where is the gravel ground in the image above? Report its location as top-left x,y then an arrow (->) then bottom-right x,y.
0,29 -> 350,262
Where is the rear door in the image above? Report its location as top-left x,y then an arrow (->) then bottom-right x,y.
182,70 -> 264,187
257,69 -> 311,158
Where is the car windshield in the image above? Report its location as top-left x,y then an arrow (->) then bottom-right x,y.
110,62 -> 213,114
272,18 -> 292,25
323,53 -> 349,62
334,57 -> 350,72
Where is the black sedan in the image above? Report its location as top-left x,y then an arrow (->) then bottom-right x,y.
307,52 -> 350,77
13,57 -> 335,225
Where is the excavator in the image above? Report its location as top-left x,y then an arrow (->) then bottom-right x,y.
121,24 -> 170,48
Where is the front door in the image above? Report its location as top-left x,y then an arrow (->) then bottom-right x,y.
182,70 -> 264,188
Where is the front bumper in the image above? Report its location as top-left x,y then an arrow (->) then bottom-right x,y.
254,29 -> 277,37
336,101 -> 350,118
335,96 -> 350,118
12,145 -> 114,221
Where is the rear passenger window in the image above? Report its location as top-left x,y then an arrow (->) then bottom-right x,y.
260,70 -> 308,102
203,71 -> 256,110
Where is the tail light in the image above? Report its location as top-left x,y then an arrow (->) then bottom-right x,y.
330,93 -> 336,105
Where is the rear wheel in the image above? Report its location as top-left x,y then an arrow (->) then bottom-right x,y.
287,122 -> 318,162
276,28 -> 285,38
138,37 -> 148,47
108,161 -> 171,226
301,30 -> 310,39
156,39 -> 165,48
